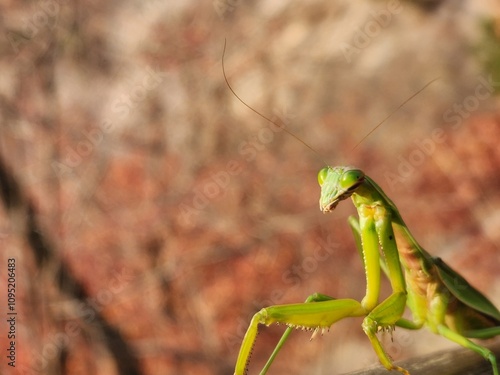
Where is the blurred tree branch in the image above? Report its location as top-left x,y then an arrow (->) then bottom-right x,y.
0,155 -> 143,375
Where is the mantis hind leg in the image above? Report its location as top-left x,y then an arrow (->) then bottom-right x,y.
234,294 -> 366,375
426,288 -> 500,375
437,325 -> 499,375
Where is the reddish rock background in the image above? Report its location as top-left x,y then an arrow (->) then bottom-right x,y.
0,1 -> 499,375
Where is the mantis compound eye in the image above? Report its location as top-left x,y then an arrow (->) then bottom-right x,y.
340,169 -> 365,191
317,167 -> 330,186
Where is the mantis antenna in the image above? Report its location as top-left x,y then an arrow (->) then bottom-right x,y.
350,77 -> 440,152
222,39 -> 438,161
221,39 -> 328,165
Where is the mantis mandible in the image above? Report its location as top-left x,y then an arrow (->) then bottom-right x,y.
222,42 -> 500,375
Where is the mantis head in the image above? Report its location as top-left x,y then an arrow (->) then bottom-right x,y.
318,166 -> 365,213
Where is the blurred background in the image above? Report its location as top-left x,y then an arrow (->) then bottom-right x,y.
1,1 -> 500,374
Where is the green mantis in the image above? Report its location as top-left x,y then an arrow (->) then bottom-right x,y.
234,166 -> 500,375
223,44 -> 500,375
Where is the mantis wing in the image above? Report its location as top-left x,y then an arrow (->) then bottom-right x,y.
434,257 -> 500,322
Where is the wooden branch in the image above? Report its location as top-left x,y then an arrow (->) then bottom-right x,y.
345,340 -> 500,375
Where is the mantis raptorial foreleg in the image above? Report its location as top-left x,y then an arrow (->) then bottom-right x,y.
235,295 -> 366,375
259,293 -> 340,374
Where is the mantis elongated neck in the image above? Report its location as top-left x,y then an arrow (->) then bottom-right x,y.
350,180 -> 385,209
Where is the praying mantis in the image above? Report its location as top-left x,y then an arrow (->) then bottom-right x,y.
222,43 -> 500,375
